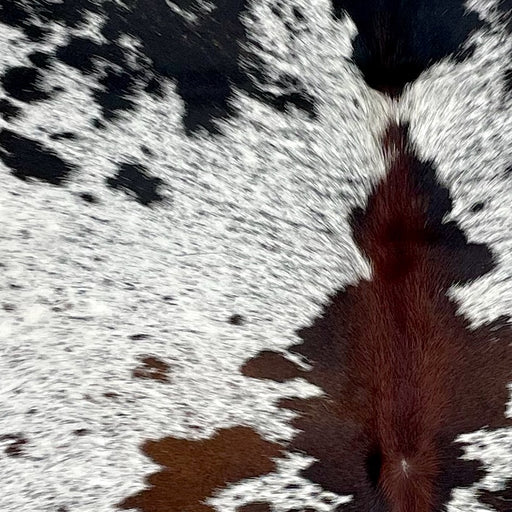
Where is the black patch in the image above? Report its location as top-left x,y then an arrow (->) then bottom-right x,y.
331,0 -> 484,94
0,98 -> 22,121
106,162 -> 165,206
27,51 -> 52,69
3,0 -> 316,134
0,129 -> 75,185
1,66 -> 50,103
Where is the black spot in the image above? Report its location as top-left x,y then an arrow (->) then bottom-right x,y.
1,434 -> 28,457
73,428 -> 90,436
471,202 -> 485,213
106,163 -> 165,206
79,192 -> 98,203
293,7 -> 305,21
92,118 -> 106,129
140,145 -> 153,156
129,333 -> 150,340
332,0 -> 485,94
1,66 -> 50,103
50,131 -> 77,141
229,314 -> 245,325
2,303 -> 16,312
94,67 -> 137,120
27,51 -> 52,69
0,129 -> 75,185
0,98 -> 22,121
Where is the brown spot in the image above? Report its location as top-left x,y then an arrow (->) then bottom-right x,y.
237,503 -> 272,512
245,124 -> 512,511
132,356 -> 170,382
241,351 -> 305,382
1,434 -> 28,457
118,426 -> 282,512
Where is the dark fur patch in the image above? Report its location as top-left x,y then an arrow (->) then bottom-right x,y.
0,129 -> 74,185
332,0 -> 484,94
2,0 -> 316,133
243,124 -> 512,511
106,163 -> 165,206
118,427 -> 282,512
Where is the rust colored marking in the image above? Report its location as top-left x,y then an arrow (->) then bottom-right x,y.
243,124 -> 512,511
132,355 -> 171,382
118,426 -> 282,512
241,350 -> 306,382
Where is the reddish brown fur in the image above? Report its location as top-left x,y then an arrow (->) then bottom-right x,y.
243,124 -> 512,511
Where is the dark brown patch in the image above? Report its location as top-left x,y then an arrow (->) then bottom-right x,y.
118,427 -> 282,512
132,355 -> 171,382
237,502 -> 272,512
241,351 -> 306,382
243,124 -> 512,511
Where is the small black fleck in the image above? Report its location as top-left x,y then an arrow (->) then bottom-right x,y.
92,118 -> 106,129
471,202 -> 485,213
129,333 -> 150,340
50,131 -> 77,141
73,428 -> 90,436
79,192 -> 98,204
140,145 -> 153,156
229,314 -> 245,325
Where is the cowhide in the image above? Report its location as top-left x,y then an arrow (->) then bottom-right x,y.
1,1 -> 512,511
